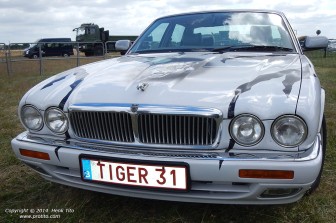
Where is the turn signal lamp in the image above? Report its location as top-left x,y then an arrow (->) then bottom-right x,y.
19,149 -> 50,160
239,169 -> 294,179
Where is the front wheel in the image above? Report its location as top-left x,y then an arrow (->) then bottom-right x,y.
306,115 -> 327,195
94,46 -> 104,56
84,52 -> 94,57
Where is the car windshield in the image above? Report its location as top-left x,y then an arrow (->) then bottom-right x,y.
129,12 -> 296,54
78,28 -> 86,35
29,39 -> 42,48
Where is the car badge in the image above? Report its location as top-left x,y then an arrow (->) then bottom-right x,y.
131,104 -> 139,113
137,82 -> 149,91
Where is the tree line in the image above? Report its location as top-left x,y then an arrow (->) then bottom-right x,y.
0,43 -> 30,50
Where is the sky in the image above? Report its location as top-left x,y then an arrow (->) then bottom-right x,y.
0,0 -> 335,43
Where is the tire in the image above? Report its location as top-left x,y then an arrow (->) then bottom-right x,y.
84,52 -> 94,57
94,46 -> 104,56
32,54 -> 38,59
306,115 -> 327,195
63,53 -> 69,57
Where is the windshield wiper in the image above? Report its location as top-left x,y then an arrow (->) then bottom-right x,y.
134,48 -> 211,54
212,45 -> 294,53
212,44 -> 252,52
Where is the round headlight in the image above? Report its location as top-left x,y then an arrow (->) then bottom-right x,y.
271,115 -> 307,147
21,105 -> 43,131
45,107 -> 69,134
230,114 -> 264,146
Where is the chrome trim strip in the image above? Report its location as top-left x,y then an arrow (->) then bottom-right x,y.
69,103 -> 222,117
16,131 -> 321,162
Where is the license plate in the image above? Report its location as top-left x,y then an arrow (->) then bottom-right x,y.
80,156 -> 189,191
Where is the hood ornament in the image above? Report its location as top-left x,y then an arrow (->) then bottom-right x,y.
137,82 -> 149,91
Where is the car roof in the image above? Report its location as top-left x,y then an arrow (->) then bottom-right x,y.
155,9 -> 285,20
38,38 -> 71,42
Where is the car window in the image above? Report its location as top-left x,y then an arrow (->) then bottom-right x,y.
88,27 -> 96,35
136,23 -> 169,51
130,12 -> 295,53
171,24 -> 186,47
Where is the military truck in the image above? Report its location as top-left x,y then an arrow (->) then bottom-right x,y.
73,23 -> 138,56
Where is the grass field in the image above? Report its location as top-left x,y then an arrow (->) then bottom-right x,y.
0,52 -> 336,223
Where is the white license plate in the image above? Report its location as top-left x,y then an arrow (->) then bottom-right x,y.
80,157 -> 188,191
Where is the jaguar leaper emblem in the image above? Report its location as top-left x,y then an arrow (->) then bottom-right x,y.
137,82 -> 149,91
131,104 -> 139,113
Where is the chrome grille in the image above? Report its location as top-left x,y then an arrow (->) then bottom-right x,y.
70,111 -> 134,142
138,114 -> 217,145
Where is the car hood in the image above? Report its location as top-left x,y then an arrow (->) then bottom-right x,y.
25,52 -> 302,119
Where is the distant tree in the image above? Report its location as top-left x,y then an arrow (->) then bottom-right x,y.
10,44 -> 29,50
23,43 -> 30,48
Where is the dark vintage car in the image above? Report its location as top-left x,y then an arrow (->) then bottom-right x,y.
12,10 -> 328,204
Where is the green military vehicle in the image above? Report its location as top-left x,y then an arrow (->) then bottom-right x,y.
73,23 -> 138,56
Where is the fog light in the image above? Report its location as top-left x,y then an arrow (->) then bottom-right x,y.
260,188 -> 301,198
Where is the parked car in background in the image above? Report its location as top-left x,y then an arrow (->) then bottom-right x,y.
328,39 -> 336,52
23,38 -> 74,59
12,10 -> 328,204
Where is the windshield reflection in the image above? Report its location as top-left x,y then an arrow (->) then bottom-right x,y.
130,12 -> 295,54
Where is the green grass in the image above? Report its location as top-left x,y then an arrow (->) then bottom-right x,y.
0,53 -> 336,223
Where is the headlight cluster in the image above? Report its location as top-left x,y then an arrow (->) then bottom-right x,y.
45,108 -> 69,134
271,115 -> 308,147
230,114 -> 264,146
21,105 -> 69,134
229,114 -> 307,147
21,106 -> 43,131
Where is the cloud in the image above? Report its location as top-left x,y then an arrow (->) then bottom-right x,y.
0,0 -> 335,43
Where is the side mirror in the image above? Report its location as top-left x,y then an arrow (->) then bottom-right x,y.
115,40 -> 131,51
303,36 -> 328,51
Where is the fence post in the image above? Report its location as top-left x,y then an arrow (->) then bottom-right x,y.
76,42 -> 80,67
104,42 -> 107,59
6,44 -> 12,76
39,44 -> 43,75
5,45 -> 10,76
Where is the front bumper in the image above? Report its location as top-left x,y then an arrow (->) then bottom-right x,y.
11,131 -> 323,204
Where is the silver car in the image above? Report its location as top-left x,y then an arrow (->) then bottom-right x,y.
12,10 -> 328,204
